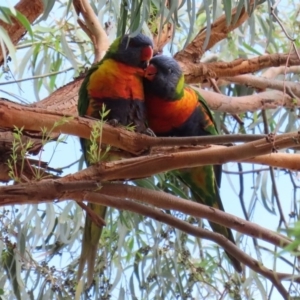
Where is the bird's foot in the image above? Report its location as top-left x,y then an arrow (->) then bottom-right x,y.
107,119 -> 119,127
143,127 -> 156,137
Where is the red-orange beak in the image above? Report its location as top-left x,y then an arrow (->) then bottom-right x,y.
144,64 -> 157,81
140,45 -> 153,63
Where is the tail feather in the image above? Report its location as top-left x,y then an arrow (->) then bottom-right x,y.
226,253 -> 243,273
77,203 -> 107,286
177,166 -> 242,273
208,214 -> 242,273
78,138 -> 108,285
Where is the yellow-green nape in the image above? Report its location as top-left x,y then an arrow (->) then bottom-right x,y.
106,36 -> 122,54
175,74 -> 185,96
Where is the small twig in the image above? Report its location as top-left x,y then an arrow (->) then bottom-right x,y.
76,201 -> 106,227
223,167 -> 270,175
209,78 -> 244,126
56,159 -> 81,171
288,171 -> 299,219
209,78 -> 222,94
270,167 -> 288,229
0,68 -> 73,86
262,109 -> 269,135
262,109 -> 288,229
259,245 -> 300,273
237,163 -> 261,259
270,8 -> 295,41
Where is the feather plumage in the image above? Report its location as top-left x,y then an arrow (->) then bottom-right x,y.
144,55 -> 242,273
78,33 -> 153,285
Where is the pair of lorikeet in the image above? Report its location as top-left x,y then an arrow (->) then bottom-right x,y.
77,33 -> 242,284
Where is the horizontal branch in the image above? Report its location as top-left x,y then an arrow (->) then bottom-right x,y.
65,133 -> 300,183
152,146 -> 300,171
180,52 -> 300,84
0,99 -> 266,155
1,97 -> 299,180
224,74 -> 300,99
195,88 -> 297,114
0,177 -> 291,297
245,153 -> 300,170
0,180 -> 292,250
262,66 -> 300,79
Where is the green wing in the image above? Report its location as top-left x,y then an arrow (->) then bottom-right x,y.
77,62 -> 107,286
175,88 -> 242,272
175,165 -> 242,272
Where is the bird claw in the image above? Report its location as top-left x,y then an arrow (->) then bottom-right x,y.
143,127 -> 156,137
107,119 -> 119,127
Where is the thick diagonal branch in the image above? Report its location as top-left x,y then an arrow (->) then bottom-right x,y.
175,0 -> 255,62
73,0 -> 109,62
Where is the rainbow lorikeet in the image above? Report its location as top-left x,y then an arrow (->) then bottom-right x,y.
143,55 -> 242,273
77,33 -> 153,285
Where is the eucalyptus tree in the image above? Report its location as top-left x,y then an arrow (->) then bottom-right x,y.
0,0 -> 299,299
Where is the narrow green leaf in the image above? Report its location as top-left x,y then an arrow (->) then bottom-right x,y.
183,0 -> 196,47
0,26 -> 16,65
252,270 -> 268,299
223,0 -> 232,26
15,10 -> 33,39
0,6 -> 13,24
242,42 -> 262,56
118,286 -> 125,300
233,0 -> 246,25
202,0 -> 211,52
164,0 -> 178,26
60,31 -> 78,70
40,0 -> 56,21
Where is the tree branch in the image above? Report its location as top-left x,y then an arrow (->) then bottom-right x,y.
174,0 -> 255,63
0,180 -> 292,250
1,97 -> 300,181
0,98 -> 267,154
223,74 -> 300,99
83,193 -> 290,299
262,66 -> 300,79
195,88 -> 297,113
25,53 -> 300,117
0,0 -> 44,65
245,152 -> 300,171
73,0 -> 109,62
0,179 -> 292,297
180,52 -> 300,84
64,133 -> 300,183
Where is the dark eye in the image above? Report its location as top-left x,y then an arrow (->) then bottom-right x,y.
168,68 -> 173,74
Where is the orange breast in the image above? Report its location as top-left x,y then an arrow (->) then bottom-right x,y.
146,87 -> 198,134
87,59 -> 144,101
